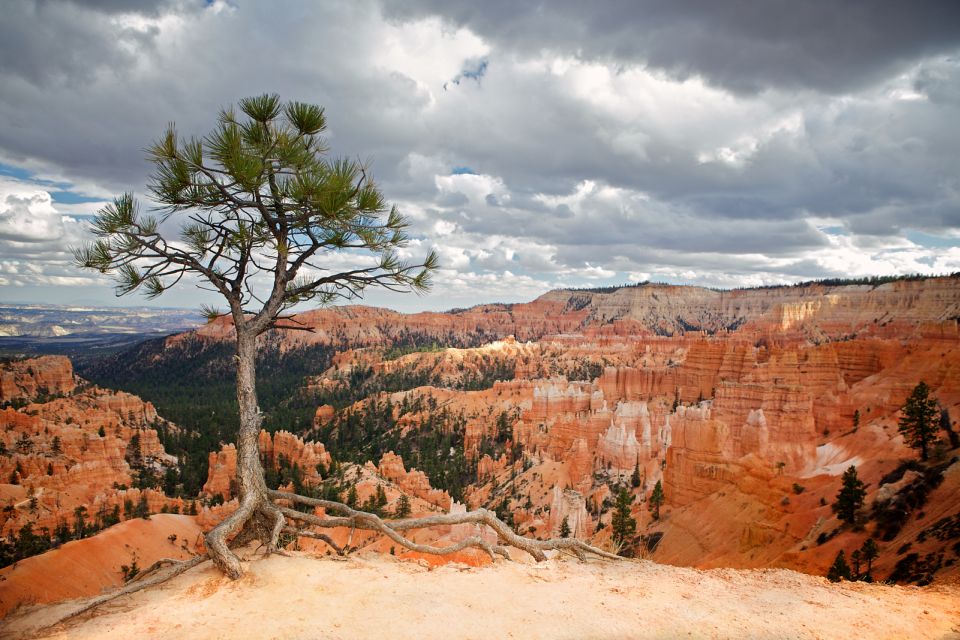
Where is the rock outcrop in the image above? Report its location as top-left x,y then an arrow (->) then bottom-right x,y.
0,357 -> 181,539
0,355 -> 76,403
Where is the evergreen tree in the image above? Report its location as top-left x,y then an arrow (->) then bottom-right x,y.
630,459 -> 641,489
648,480 -> 665,520
827,550 -> 852,582
135,494 -> 150,519
852,409 -> 860,430
376,484 -> 387,509
54,519 -> 71,543
75,94 -> 436,580
73,506 -> 88,539
51,435 -> 62,455
559,515 -> 571,538
832,465 -> 866,526
15,432 -> 32,454
850,549 -> 862,579
394,494 -> 411,518
860,538 -> 879,582
98,426 -> 106,438
345,486 -> 358,509
127,433 -> 143,468
163,467 -> 179,496
898,381 -> 940,461
611,487 -> 637,550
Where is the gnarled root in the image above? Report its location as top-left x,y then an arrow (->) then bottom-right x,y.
269,489 -> 620,563
204,492 -> 282,578
43,554 -> 208,631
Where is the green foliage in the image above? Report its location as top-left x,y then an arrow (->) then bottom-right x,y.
79,337 -> 339,496
0,523 -> 54,568
15,432 -> 32,454
860,538 -> 879,582
121,553 -> 141,582
870,458 -> 952,541
827,550 -> 852,582
163,467 -> 180,496
75,93 -> 436,307
630,461 -> 641,489
611,487 -> 637,550
494,499 -> 514,528
559,516 -> 571,538
832,465 -> 866,526
345,486 -> 358,509
394,494 -> 411,518
648,480 -> 665,520
899,381 -> 940,461
321,394 -> 478,502
73,506 -> 88,540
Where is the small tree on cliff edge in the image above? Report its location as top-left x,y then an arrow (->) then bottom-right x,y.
826,550 -> 852,582
898,381 -> 940,461
74,95 -> 618,584
75,95 -> 437,579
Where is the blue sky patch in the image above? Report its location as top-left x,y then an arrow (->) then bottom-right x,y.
906,230 -> 960,248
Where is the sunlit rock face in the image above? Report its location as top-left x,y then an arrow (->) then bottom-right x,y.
0,355 -> 76,403
0,357 -> 182,537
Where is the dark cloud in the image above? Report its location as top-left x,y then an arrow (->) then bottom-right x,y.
0,0 -> 958,309
381,0 -> 960,94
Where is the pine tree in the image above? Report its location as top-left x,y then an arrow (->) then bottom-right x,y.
51,435 -> 62,455
827,550 -> 852,582
73,506 -> 88,540
376,484 -> 387,509
648,480 -> 665,520
74,94 -> 437,580
630,459 -> 641,488
394,494 -> 411,518
832,465 -> 866,526
560,516 -> 571,538
345,486 -> 358,509
611,487 -> 637,550
860,538 -> 879,582
850,549 -> 862,579
16,432 -> 32,454
898,381 -> 940,461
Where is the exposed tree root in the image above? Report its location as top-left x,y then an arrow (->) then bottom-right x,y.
269,489 -> 621,562
282,526 -> 345,555
32,486 -> 617,634
41,554 -> 209,632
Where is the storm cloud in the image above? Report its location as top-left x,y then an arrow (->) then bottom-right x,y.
0,0 -> 958,310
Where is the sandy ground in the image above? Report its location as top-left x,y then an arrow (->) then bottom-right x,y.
3,551 -> 959,640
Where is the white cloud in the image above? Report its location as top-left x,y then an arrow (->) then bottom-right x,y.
0,1 -> 957,311
0,189 -> 64,242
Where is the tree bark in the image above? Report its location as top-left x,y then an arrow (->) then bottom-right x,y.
204,327 -> 281,579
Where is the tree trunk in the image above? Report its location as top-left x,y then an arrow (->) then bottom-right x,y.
204,328 -> 280,579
